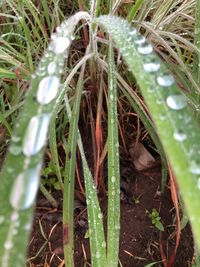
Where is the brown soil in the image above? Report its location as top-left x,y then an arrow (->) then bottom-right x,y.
28,146 -> 194,267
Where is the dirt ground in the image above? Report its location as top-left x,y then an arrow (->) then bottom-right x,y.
27,146 -> 194,267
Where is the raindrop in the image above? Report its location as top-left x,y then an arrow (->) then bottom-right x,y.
102,241 -> 106,248
137,43 -> 153,55
12,135 -> 21,143
9,165 -> 41,210
143,61 -> 160,73
0,216 -> 5,224
4,241 -> 13,250
190,160 -> 200,175
47,62 -> 57,75
37,76 -> 60,104
134,35 -> 146,45
115,224 -> 120,230
173,130 -> 187,142
166,95 -> 187,110
111,176 -> 116,183
159,114 -> 167,120
129,29 -> 137,35
157,74 -> 174,87
112,191 -> 115,196
197,178 -> 200,190
98,213 -> 103,219
50,37 -> 70,54
7,167 -> 13,174
24,222 -> 32,231
96,252 -> 100,259
23,113 -> 51,156
110,94 -> 114,100
11,211 -> 19,222
9,144 -> 21,155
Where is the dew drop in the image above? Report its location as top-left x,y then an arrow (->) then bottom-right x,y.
143,61 -> 160,72
9,144 -> 22,155
0,216 -> 5,224
115,224 -> 120,230
47,62 -> 57,75
96,252 -> 100,259
7,167 -> 13,174
110,94 -> 114,100
157,74 -> 174,87
137,43 -> 153,55
11,135 -> 21,143
37,76 -> 60,104
50,37 -> 70,54
9,165 -> 41,210
197,178 -> 200,190
102,241 -> 106,248
23,113 -> 51,156
134,35 -> 146,44
111,176 -> 116,183
98,213 -> 103,219
11,211 -> 19,222
4,241 -> 13,250
190,160 -> 200,175
129,29 -> 137,35
166,95 -> 187,110
173,130 -> 187,142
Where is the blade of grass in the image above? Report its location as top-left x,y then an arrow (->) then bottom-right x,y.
0,12 -> 91,266
95,15 -> 200,251
64,95 -> 107,267
62,64 -> 85,267
107,42 -> 120,267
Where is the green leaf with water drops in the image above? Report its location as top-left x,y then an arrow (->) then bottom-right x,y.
107,42 -> 120,267
94,15 -> 200,250
0,12 -> 91,267
64,94 -> 107,267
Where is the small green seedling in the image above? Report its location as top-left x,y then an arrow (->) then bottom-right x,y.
41,161 -> 61,190
147,208 -> 164,232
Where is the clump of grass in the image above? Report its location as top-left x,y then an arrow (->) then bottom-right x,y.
0,1 -> 200,267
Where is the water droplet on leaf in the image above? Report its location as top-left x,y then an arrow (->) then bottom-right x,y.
9,165 -> 41,210
23,113 -> 51,156
143,61 -> 160,72
47,62 -> 57,75
50,37 -> 70,54
9,144 -> 21,155
166,95 -> 187,110
173,130 -> 187,142
37,76 -> 60,104
137,43 -> 153,55
157,74 -> 174,87
190,160 -> 200,175
111,176 -> 116,183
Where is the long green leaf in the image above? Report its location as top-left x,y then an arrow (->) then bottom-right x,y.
64,95 -> 107,267
0,12 -> 91,267
107,42 -> 120,267
95,15 -> 200,250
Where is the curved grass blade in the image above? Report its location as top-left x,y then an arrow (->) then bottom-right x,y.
0,12 -> 91,267
64,95 -> 107,267
94,15 -> 200,250
62,65 -> 85,267
107,43 -> 120,267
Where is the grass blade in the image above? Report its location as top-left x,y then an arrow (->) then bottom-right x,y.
64,95 -> 107,267
63,65 -> 85,267
107,42 -> 120,267
95,15 -> 200,250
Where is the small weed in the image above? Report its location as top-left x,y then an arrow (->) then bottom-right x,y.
146,208 -> 164,232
